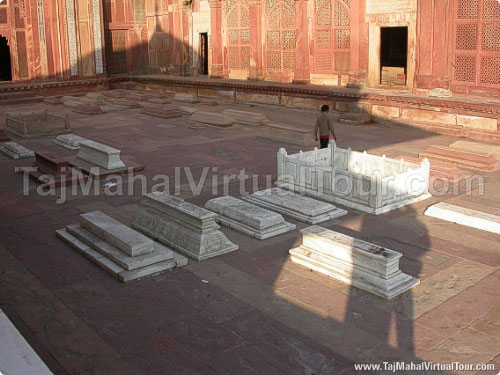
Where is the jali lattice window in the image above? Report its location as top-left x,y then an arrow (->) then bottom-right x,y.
266,0 -> 296,72
454,0 -> 500,86
226,0 -> 250,71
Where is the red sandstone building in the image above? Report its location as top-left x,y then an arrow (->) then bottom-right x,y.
0,0 -> 498,95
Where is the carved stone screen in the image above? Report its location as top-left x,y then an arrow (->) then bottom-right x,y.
265,0 -> 296,72
313,0 -> 350,73
454,0 -> 500,86
225,0 -> 250,71
105,30 -> 127,74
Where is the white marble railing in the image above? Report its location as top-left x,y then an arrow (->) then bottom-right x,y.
276,144 -> 431,214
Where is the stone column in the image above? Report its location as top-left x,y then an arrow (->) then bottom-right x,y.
293,0 -> 310,84
209,0 -> 224,78
248,0 -> 263,80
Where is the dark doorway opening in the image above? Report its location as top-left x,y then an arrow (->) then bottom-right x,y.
380,26 -> 407,85
199,33 -> 208,75
0,36 -> 12,81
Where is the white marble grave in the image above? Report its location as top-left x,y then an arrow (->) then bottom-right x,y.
77,140 -> 125,169
424,202 -> 500,235
242,188 -> 347,224
289,226 -> 419,299
133,192 -> 239,261
0,142 -> 35,159
53,134 -> 88,150
222,109 -> 268,126
205,196 -> 296,239
56,211 -> 187,282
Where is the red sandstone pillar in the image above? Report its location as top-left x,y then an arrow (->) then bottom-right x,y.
293,0 -> 310,84
248,0 -> 263,80
209,0 -> 223,78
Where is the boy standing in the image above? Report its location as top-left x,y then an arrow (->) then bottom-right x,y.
314,105 -> 337,149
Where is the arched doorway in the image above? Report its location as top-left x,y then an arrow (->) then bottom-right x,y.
0,35 -> 12,81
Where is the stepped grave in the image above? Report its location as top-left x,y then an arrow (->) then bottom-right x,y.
0,142 -> 35,159
6,110 -> 70,138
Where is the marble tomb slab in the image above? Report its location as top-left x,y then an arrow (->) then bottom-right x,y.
133,192 -> 238,261
0,142 -> 35,159
222,109 -> 268,126
57,210 -> 187,282
424,202 -> 500,235
205,196 -> 296,239
77,140 -> 126,170
289,226 -> 420,299
188,112 -> 236,128
259,123 -> 317,148
53,134 -> 88,150
242,188 -> 348,224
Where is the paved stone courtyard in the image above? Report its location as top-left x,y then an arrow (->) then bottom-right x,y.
0,93 -> 499,374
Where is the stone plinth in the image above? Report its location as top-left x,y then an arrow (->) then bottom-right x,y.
0,142 -> 35,159
419,145 -> 500,172
425,202 -> 500,235
205,196 -> 296,239
188,112 -> 236,128
43,97 -> 63,105
449,141 -> 500,160
172,93 -> 199,103
72,104 -> 105,115
132,192 -> 238,261
56,210 -> 187,282
63,100 -> 82,108
242,188 -> 348,224
6,110 -> 70,138
289,226 -> 420,299
259,123 -> 316,148
53,134 -> 88,150
397,155 -> 472,184
107,99 -> 141,108
222,109 -> 268,126
103,90 -> 126,98
177,106 -> 199,115
140,107 -> 182,119
77,140 -> 126,170
148,97 -> 171,105
21,152 -> 80,188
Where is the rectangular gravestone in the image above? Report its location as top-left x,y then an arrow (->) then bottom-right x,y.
259,123 -> 316,148
57,210 -> 187,282
72,104 -> 105,115
53,134 -> 88,150
425,202 -> 500,235
140,107 -> 182,119
77,140 -> 126,170
188,111 -> 235,128
222,109 -> 268,126
20,152 -> 81,188
243,188 -> 348,224
205,196 -> 296,239
172,93 -> 199,103
289,226 -> 420,299
0,142 -> 35,159
133,192 -> 238,261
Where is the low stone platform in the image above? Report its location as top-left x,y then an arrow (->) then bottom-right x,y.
397,155 -> 472,184
339,112 -> 370,125
77,140 -> 126,170
289,226 -> 420,299
6,110 -> 70,138
19,152 -> 81,188
72,104 -> 105,115
242,188 -> 348,224
205,196 -> 296,239
106,99 -> 141,108
172,93 -> 199,103
419,145 -> 500,172
177,106 -> 198,115
68,155 -> 144,180
449,140 -> 500,160
133,192 -> 238,261
222,109 -> 267,126
0,142 -> 35,159
103,90 -> 126,98
188,111 -> 235,128
259,123 -> 316,148
43,97 -> 63,105
425,202 -> 500,235
0,130 -> 10,142
140,107 -> 182,119
52,134 -> 88,150
56,210 -> 187,282
147,97 -> 171,105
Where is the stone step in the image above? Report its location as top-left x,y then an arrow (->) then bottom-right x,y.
424,202 -> 500,235
0,142 -> 35,159
205,196 -> 296,240
80,211 -> 154,257
242,188 -> 348,224
56,229 -> 178,282
397,155 -> 472,183
140,107 -> 182,119
449,140 -> 500,160
419,145 -> 500,172
66,224 -> 173,270
289,226 -> 420,299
